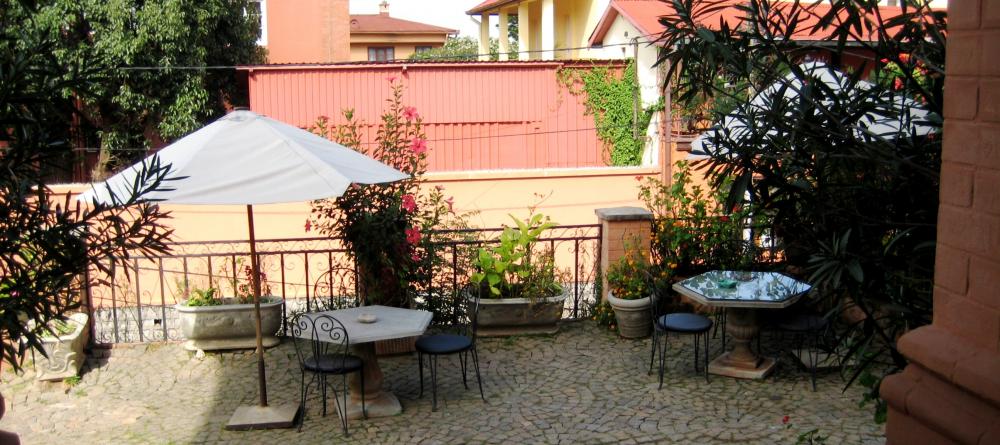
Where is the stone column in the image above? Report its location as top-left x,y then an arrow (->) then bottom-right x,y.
540,0 -> 555,60
478,12 -> 491,61
517,2 -> 531,61
498,11 -> 510,61
880,1 -> 1000,443
595,207 -> 653,301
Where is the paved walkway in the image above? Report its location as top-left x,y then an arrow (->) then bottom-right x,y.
1,321 -> 883,444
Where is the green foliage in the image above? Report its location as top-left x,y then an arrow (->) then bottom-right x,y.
410,36 -> 480,61
606,241 -> 668,300
588,299 -> 617,331
560,61 -> 661,166
182,287 -> 221,307
1,0 -> 174,372
470,213 -> 562,299
639,161 -> 757,276
311,80 -> 475,311
657,0 -> 944,419
15,0 -> 265,177
409,18 -> 519,62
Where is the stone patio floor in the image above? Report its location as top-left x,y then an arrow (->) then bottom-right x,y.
1,321 -> 884,444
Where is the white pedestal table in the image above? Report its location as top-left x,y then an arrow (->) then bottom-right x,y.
304,305 -> 431,420
673,271 -> 811,379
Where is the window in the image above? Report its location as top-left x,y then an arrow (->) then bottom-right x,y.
248,0 -> 267,46
415,46 -> 433,54
368,46 -> 395,62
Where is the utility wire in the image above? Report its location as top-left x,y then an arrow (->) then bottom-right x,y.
68,118 -> 670,152
117,36 -> 664,71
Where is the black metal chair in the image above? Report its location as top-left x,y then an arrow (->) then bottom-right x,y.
772,312 -> 831,391
415,287 -> 485,411
290,313 -> 365,434
649,281 -> 713,388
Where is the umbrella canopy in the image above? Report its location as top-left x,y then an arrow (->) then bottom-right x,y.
79,109 -> 408,204
689,62 -> 938,159
78,109 -> 408,428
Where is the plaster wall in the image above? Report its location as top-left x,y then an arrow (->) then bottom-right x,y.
264,0 -> 350,63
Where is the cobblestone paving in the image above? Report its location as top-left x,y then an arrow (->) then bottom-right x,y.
1,321 -> 884,444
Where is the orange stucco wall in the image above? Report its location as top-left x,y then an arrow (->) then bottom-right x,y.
55,167 -> 658,243
265,0 -> 350,63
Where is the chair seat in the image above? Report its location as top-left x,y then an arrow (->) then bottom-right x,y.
304,353 -> 363,374
657,313 -> 713,333
776,314 -> 828,332
416,334 -> 473,355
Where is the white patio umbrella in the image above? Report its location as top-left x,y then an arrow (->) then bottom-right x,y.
79,109 -> 408,429
688,62 -> 938,159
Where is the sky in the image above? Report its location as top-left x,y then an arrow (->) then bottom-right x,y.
349,0 -> 496,38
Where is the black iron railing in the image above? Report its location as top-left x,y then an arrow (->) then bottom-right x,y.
85,225 -> 601,345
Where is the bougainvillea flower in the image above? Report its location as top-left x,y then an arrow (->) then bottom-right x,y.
405,227 -> 422,245
401,194 -> 417,213
410,137 -> 427,155
403,106 -> 420,121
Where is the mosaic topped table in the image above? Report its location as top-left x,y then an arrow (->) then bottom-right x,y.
673,271 -> 812,379
302,305 -> 432,419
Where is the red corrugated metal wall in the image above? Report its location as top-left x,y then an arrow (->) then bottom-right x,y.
245,61 -> 624,172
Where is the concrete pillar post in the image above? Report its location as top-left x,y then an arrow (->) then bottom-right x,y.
880,1 -> 1000,443
479,12 -> 491,61
596,207 -> 654,302
498,11 -> 510,61
540,0 -> 555,60
518,2 -> 531,61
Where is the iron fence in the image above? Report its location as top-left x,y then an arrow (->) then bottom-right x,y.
85,225 -> 601,345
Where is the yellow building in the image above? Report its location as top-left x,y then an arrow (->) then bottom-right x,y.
467,0 -> 611,60
350,1 -> 458,61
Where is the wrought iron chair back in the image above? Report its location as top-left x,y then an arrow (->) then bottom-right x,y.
288,313 -> 364,434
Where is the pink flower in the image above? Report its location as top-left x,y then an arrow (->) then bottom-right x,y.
403,106 -> 420,121
405,227 -> 422,245
411,251 -> 423,262
720,215 -> 730,223
435,185 -> 444,191
444,196 -> 454,213
386,75 -> 397,83
635,175 -> 643,181
410,137 -> 427,155
893,78 -> 904,90
782,416 -> 790,424
401,194 -> 417,213
304,219 -> 312,233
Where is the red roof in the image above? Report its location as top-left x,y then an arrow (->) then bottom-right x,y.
589,0 -> 921,46
467,0 -> 521,14
350,14 -> 457,34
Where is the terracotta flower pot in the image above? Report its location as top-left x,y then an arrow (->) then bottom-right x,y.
607,291 -> 652,338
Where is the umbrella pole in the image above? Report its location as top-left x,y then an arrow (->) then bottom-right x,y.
247,205 -> 268,407
224,207 -> 297,430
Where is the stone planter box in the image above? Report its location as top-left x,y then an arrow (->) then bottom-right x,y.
607,291 -> 652,338
176,298 -> 283,352
474,291 -> 568,337
36,313 -> 89,381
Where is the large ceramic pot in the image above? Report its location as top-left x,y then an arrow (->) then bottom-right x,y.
473,290 -> 568,337
176,298 -> 283,352
607,291 -> 652,338
37,313 -> 90,381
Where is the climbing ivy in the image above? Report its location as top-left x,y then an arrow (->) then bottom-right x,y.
559,61 -> 662,166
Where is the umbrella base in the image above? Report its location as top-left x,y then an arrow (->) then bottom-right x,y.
225,404 -> 299,430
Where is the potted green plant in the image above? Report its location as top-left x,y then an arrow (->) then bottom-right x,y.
470,213 -> 567,336
605,246 -> 664,338
175,264 -> 283,352
34,313 -> 89,381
